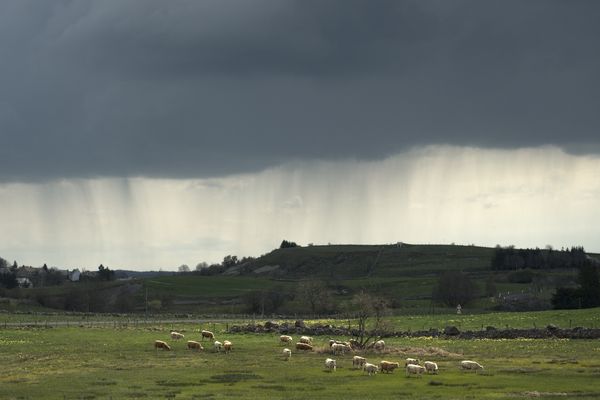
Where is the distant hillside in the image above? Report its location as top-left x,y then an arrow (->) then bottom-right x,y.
227,243 -> 494,279
114,270 -> 175,279
4,243 -> 596,315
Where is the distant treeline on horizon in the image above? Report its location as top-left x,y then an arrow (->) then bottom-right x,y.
491,246 -> 593,271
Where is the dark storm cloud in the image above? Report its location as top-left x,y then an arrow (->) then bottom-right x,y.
1,0 -> 599,182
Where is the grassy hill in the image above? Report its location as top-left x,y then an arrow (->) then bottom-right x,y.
237,243 -> 493,278
141,243 -> 585,314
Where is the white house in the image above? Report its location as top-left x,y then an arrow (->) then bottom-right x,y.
16,277 -> 32,288
69,269 -> 81,282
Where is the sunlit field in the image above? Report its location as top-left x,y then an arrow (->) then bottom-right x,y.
1,317 -> 600,399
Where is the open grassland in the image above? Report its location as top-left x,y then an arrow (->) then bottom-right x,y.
384,308 -> 600,331
1,316 -> 600,399
143,276 -> 296,298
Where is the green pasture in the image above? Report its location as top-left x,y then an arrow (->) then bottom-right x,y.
384,307 -> 600,331
1,323 -> 600,399
256,244 -> 494,278
144,276 -> 295,298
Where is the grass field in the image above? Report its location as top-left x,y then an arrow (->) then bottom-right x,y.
2,308 -> 600,330
2,311 -> 600,399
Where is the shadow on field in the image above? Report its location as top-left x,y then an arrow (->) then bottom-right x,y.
251,384 -> 286,391
156,380 -> 206,387
208,372 -> 262,383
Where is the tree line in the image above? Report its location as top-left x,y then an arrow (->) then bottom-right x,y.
491,246 -> 588,270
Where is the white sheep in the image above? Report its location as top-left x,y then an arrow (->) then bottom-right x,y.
299,336 -> 313,344
352,356 -> 366,369
223,340 -> 233,353
324,358 -> 337,371
406,363 -> 426,377
187,340 -> 203,351
213,340 -> 223,352
201,330 -> 215,341
331,343 -> 351,355
373,340 -> 385,351
282,348 -> 292,360
154,340 -> 171,351
380,360 -> 400,373
460,360 -> 484,372
405,357 -> 420,366
170,331 -> 184,340
295,342 -> 313,351
364,362 -> 379,376
424,361 -> 438,374
329,339 -> 351,347
280,335 -> 293,344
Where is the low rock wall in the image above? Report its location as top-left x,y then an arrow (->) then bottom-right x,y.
227,320 -> 600,339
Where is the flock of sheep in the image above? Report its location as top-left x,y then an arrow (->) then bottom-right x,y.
153,329 -> 484,378
154,329 -> 233,353
281,334 -> 485,377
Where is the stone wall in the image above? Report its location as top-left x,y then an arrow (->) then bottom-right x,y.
227,320 -> 600,340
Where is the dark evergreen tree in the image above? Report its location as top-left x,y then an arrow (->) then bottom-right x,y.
0,270 -> 18,289
433,271 -> 478,307
280,240 -> 298,249
552,260 -> 600,309
578,261 -> 600,308
97,264 -> 115,281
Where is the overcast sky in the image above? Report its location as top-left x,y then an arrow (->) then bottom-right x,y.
1,1 -> 599,269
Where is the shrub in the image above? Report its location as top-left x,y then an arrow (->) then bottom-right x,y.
432,271 -> 478,307
508,269 -> 536,284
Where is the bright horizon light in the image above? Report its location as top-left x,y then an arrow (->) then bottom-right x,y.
1,145 -> 599,271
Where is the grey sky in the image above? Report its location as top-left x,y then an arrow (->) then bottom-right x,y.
1,0 -> 600,182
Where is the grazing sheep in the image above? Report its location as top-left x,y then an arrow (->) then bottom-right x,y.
405,357 -> 420,366
328,339 -> 350,347
299,336 -> 313,344
214,340 -> 223,352
331,343 -> 351,355
460,360 -> 484,372
223,340 -> 233,353
352,356 -> 367,369
424,361 -> 438,374
380,360 -> 400,373
201,330 -> 215,341
187,340 -> 203,351
170,331 -> 184,340
373,340 -> 385,351
406,363 -> 426,377
280,335 -> 293,344
154,340 -> 171,351
363,363 -> 379,376
295,342 -> 313,351
348,339 -> 360,349
325,358 -> 337,372
283,348 -> 292,360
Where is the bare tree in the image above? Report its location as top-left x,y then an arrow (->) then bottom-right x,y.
296,280 -> 333,314
195,262 -> 208,271
178,264 -> 190,273
347,291 -> 389,349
